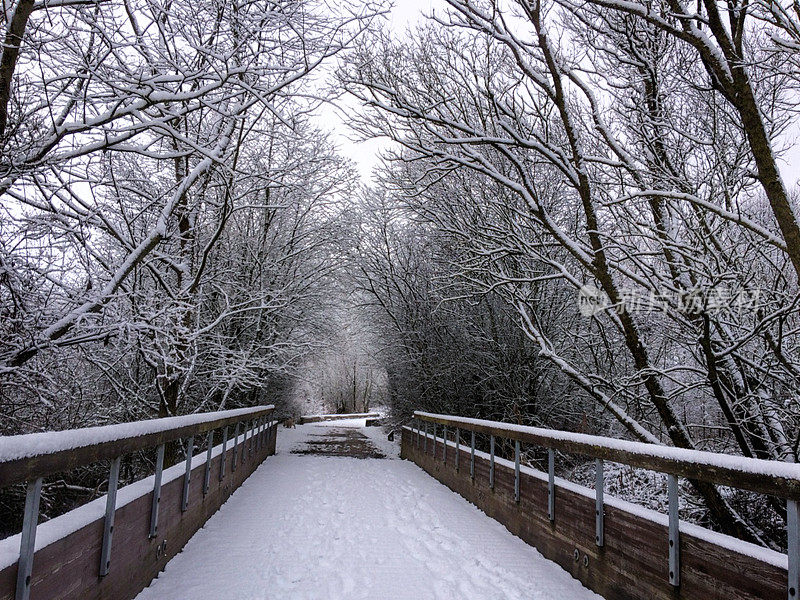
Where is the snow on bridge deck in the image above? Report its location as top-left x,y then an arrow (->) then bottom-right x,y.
135,419 -> 603,600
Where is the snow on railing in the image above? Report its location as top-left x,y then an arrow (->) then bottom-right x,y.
412,410 -> 800,598
0,405 -> 275,600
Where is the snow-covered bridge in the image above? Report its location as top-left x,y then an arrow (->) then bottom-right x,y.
0,408 -> 796,600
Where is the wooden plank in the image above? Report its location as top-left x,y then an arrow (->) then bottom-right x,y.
0,408 -> 274,487
414,412 -> 800,500
0,422 -> 278,600
401,428 -> 785,600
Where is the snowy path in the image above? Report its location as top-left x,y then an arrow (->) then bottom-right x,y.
135,420 -> 603,600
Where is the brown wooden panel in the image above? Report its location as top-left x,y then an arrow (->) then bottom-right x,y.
401,428 -> 786,600
0,422 -> 278,600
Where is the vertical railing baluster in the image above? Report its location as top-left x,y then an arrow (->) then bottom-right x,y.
241,424 -> 248,464
548,449 -> 555,522
489,435 -> 495,490
100,456 -> 121,576
443,425 -> 447,464
267,419 -> 273,450
203,431 -> 214,497
260,418 -> 266,449
232,422 -> 240,471
415,419 -> 420,448
432,423 -> 437,459
595,458 -> 604,547
149,444 -> 165,538
182,436 -> 194,512
788,499 -> 799,600
455,428 -> 460,471
424,422 -> 428,454
470,430 -> 475,480
668,474 -> 680,587
219,426 -> 228,481
514,440 -> 521,503
15,477 -> 42,600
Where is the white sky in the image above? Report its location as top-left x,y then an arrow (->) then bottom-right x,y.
312,0 -> 443,183
315,0 -> 800,191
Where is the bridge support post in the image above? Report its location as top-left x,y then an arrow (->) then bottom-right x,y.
514,440 -> 520,503
595,459 -> 604,546
203,432 -> 214,496
182,437 -> 194,512
99,456 -> 121,577
668,474 -> 680,587
149,444 -> 165,538
15,477 -> 42,600
470,430 -> 475,480
489,435 -> 495,490
455,428 -> 460,471
548,449 -> 555,522
219,426 -> 228,481
788,499 -> 799,600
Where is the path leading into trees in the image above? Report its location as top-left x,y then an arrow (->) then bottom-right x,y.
134,418 -> 602,600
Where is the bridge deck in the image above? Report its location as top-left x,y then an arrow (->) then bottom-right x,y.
135,420 -> 603,600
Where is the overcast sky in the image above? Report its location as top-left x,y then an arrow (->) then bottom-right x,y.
317,0 -> 800,189
312,0 -> 443,183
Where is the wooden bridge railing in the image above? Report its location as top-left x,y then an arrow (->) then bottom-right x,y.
0,406 -> 275,600
411,411 -> 800,600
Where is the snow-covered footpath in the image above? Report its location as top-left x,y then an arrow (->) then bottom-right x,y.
135,420 -> 603,600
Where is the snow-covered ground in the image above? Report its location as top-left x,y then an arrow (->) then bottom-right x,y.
135,420 -> 603,600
